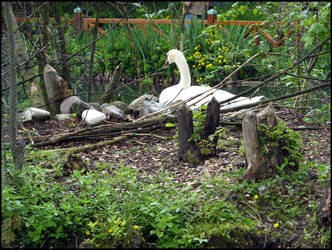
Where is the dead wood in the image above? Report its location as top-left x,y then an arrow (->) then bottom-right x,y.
240,110 -> 266,182
317,179 -> 331,227
177,104 -> 201,164
98,63 -> 122,104
31,114 -> 173,147
48,133 -> 133,154
201,97 -> 220,156
241,103 -> 297,182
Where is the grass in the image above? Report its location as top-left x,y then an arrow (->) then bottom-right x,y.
1,144 -> 330,248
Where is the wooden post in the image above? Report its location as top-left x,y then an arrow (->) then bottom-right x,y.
201,97 -> 220,156
207,9 -> 217,26
177,104 -> 201,164
73,7 -> 82,32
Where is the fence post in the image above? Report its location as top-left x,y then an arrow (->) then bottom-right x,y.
73,7 -> 82,32
207,8 -> 217,26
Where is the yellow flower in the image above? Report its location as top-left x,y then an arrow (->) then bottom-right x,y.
254,194 -> 259,199
273,223 -> 279,228
218,60 -> 222,64
218,48 -> 221,51
200,77 -> 202,80
86,230 -> 91,235
133,225 -> 139,230
232,64 -> 236,67
108,228 -> 113,233
223,59 -> 227,63
218,55 -> 223,58
197,79 -> 200,83
193,65 -> 196,68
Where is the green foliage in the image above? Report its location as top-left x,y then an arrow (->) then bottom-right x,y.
258,121 -> 303,174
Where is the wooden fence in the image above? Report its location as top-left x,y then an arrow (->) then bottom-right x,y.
16,13 -> 299,49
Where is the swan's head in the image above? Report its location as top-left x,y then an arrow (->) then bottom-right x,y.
163,49 -> 186,69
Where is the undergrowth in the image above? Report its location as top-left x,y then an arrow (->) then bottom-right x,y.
1,145 -> 330,248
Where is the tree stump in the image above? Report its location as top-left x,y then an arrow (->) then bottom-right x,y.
201,97 -> 220,157
241,103 -> 300,182
177,104 -> 201,164
317,179 -> 331,227
240,110 -> 266,182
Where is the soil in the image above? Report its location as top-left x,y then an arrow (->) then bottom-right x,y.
11,105 -> 331,248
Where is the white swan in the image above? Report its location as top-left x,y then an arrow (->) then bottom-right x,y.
159,49 -> 264,110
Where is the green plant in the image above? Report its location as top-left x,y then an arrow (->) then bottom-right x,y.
258,121 -> 303,174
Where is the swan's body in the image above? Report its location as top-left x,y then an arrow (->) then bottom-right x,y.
159,49 -> 264,110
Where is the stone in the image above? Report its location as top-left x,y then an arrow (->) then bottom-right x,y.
102,105 -> 125,120
128,94 -> 159,111
19,107 -> 51,123
55,114 -> 75,121
89,102 -> 102,112
60,96 -> 88,114
81,109 -> 106,126
110,100 -> 129,113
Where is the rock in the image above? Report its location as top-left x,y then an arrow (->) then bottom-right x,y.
81,109 -> 106,126
55,114 -> 75,121
139,100 -> 165,117
19,107 -> 51,123
258,185 -> 267,194
128,94 -> 159,111
89,102 -> 102,112
60,96 -> 90,115
102,105 -> 125,120
110,100 -> 129,113
70,101 -> 92,116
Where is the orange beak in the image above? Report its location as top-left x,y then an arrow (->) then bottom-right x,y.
163,58 -> 169,69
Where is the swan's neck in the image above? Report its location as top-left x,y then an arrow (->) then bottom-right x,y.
175,57 -> 191,89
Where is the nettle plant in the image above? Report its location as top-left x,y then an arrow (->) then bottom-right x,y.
257,121 -> 303,175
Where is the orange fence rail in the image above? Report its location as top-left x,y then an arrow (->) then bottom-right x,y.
15,15 -> 299,49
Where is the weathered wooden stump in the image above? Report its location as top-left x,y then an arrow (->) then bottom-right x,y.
201,97 -> 220,157
177,104 -> 201,164
317,179 -> 331,227
240,103 -> 300,182
98,63 -> 122,104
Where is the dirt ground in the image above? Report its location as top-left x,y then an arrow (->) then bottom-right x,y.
19,106 -> 330,181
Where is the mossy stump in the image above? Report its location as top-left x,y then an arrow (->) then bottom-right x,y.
241,103 -> 301,182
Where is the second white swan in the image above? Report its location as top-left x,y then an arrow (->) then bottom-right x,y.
159,49 -> 264,110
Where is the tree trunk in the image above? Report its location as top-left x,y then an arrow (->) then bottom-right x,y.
98,63 -> 122,104
33,2 -> 51,112
53,2 -> 70,82
177,105 -> 201,164
4,2 -> 25,173
1,2 -> 45,108
88,2 -> 101,102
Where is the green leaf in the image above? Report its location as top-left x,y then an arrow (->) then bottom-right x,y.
165,123 -> 176,128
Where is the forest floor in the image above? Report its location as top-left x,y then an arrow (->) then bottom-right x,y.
15,105 -> 331,248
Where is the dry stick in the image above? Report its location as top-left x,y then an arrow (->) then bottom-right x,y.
219,37 -> 330,106
219,82 -> 330,113
47,133 -> 134,153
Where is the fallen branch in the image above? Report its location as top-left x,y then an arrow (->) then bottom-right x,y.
31,114 -> 174,147
47,133 -> 134,153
